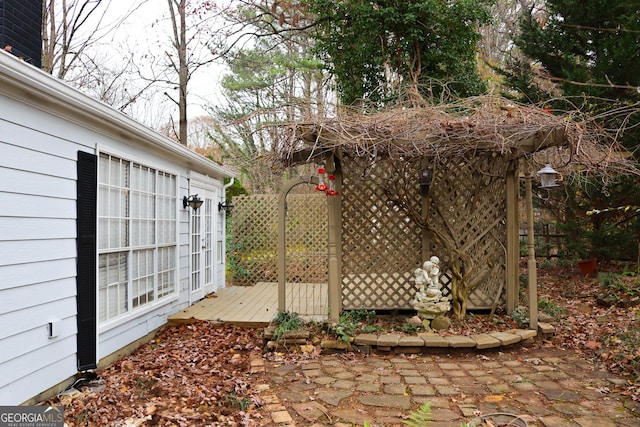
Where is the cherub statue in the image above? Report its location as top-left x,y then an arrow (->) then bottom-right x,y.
428,256 -> 440,289
411,255 -> 451,320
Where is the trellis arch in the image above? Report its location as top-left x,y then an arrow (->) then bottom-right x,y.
277,176 -> 337,321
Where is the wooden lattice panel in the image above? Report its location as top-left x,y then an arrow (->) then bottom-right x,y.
427,155 -> 508,309
230,193 -> 328,287
341,158 -> 423,309
284,192 -> 328,284
340,155 -> 508,310
230,195 -> 278,286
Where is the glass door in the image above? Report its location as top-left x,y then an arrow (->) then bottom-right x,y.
190,187 -> 218,301
190,200 -> 204,301
203,196 -> 216,295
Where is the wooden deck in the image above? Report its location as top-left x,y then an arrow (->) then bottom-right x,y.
168,282 -> 328,327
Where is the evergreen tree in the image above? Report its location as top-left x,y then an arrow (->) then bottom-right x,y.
514,0 -> 640,103
305,0 -> 493,105
508,0 -> 640,262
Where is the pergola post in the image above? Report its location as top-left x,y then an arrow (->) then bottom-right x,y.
326,157 -> 342,323
277,187 -> 287,314
505,161 -> 519,313
525,169 -> 539,330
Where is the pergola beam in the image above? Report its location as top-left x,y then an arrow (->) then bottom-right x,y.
519,127 -> 566,153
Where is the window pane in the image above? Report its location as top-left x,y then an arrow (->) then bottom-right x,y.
99,155 -> 109,184
132,249 -> 154,308
98,252 -> 128,322
158,246 -> 176,299
97,153 -> 177,324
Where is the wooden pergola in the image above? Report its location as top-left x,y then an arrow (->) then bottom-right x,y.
272,96 -> 635,326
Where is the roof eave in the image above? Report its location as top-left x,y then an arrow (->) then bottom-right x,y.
0,51 -> 236,180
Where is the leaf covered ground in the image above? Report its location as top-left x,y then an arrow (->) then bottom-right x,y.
47,324 -> 266,426
44,262 -> 640,425
534,261 -> 640,400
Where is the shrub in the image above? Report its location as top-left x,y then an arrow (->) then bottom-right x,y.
510,306 -> 529,328
272,311 -> 305,341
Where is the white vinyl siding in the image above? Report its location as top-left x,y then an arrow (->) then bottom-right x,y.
0,108 -> 82,405
98,153 -> 177,324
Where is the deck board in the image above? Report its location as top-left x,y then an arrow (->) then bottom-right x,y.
168,282 -> 328,327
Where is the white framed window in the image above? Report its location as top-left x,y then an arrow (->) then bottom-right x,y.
98,153 -> 177,323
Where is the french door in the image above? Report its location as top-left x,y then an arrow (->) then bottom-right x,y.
190,187 -> 220,302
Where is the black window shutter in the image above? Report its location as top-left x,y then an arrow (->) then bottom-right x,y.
76,151 -> 97,370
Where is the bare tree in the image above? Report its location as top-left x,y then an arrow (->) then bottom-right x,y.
41,1 -> 176,128
187,115 -> 220,150
161,0 -> 227,145
205,1 -> 334,193
41,0 -> 124,78
478,0 -> 544,92
166,0 -> 188,145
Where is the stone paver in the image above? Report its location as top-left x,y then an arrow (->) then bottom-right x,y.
419,333 -> 449,347
357,394 -> 411,410
271,410 -> 294,424
331,379 -> 356,390
399,336 -> 425,347
410,385 -> 436,396
256,347 -> 639,426
377,333 -> 401,347
353,333 -> 378,346
383,383 -> 407,395
291,401 -> 329,423
356,382 -> 379,392
489,331 -> 522,346
315,389 -> 352,406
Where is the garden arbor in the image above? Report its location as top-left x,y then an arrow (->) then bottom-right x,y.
273,96 -> 634,325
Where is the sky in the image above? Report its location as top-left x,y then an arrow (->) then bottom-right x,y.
93,0 -> 230,123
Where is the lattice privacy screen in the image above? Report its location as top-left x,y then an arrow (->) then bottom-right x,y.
230,193 -> 328,286
231,155 -> 509,311
427,155 -> 508,309
341,157 -> 423,309
340,155 -> 508,310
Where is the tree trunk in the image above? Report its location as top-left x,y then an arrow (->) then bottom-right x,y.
451,262 -> 493,319
178,0 -> 188,146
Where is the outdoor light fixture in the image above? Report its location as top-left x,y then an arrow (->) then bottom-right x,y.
183,194 -> 203,210
218,201 -> 234,213
536,164 -> 560,188
419,168 -> 433,196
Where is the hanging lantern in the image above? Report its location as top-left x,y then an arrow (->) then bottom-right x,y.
536,164 -> 560,188
326,175 -> 339,196
315,167 -> 328,192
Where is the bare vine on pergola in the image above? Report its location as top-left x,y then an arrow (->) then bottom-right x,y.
273,96 -> 638,179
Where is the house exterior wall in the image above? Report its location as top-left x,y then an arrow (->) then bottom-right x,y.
0,97 -> 81,405
0,52 -> 234,405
